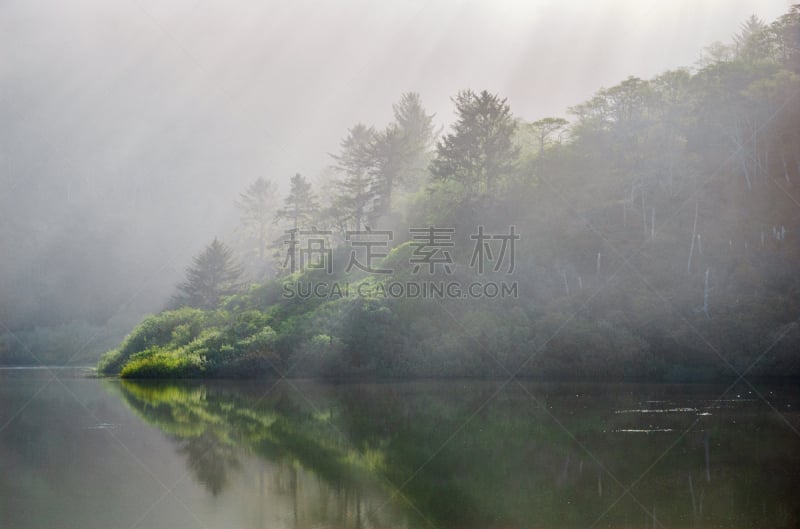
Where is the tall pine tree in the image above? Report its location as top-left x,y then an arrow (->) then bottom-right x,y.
172,239 -> 243,309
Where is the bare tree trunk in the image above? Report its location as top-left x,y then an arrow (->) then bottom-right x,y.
688,200 -> 698,274
729,125 -> 753,190
739,153 -> 752,191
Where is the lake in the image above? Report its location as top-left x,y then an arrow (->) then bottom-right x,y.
1,368 -> 798,528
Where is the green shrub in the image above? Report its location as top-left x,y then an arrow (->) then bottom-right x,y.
207,351 -> 279,378
97,348 -> 123,374
120,347 -> 203,378
97,307 -> 206,374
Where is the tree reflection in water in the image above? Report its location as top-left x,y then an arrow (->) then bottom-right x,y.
114,379 -> 800,529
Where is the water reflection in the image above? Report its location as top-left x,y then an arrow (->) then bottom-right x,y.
113,379 -> 800,529
115,380 -> 413,528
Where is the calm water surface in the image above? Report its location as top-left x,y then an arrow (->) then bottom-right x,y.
1,368 -> 798,528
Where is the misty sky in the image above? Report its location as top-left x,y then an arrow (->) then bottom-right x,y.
3,0 -> 790,187
0,0 -> 792,326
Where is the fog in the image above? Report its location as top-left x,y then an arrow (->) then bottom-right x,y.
0,0 -> 792,362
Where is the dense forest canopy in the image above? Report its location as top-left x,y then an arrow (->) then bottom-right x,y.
1,2 -> 790,366
91,7 -> 800,379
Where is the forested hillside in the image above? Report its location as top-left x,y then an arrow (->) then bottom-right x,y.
100,8 -> 800,379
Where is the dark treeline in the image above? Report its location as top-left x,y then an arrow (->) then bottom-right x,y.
100,8 -> 800,379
